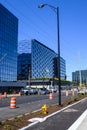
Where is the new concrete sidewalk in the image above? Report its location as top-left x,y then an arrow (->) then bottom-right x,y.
77,113 -> 87,130
68,109 -> 87,130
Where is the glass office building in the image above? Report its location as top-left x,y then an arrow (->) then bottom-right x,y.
18,40 -> 31,54
72,70 -> 87,85
17,53 -> 31,80
17,40 -> 31,80
18,39 -> 66,80
31,39 -> 57,78
0,4 -> 18,81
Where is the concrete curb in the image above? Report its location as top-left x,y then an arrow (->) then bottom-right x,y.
19,97 -> 87,130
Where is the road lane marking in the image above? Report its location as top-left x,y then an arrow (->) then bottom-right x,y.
63,108 -> 78,112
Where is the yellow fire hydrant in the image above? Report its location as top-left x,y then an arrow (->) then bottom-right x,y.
42,104 -> 48,114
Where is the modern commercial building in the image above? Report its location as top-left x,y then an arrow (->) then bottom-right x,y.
72,70 -> 87,85
17,53 -> 31,80
0,4 -> 18,81
17,39 -> 66,80
17,40 -> 31,80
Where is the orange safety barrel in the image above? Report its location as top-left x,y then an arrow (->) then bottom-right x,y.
10,97 -> 16,108
49,92 -> 53,100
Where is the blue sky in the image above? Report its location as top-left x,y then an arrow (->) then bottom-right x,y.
1,0 -> 87,81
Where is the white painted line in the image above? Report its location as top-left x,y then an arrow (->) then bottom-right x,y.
32,108 -> 41,113
63,108 -> 78,112
29,117 -> 46,123
25,113 -> 29,115
68,109 -> 87,130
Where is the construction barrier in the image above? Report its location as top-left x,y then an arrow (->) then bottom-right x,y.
49,92 -> 53,100
10,97 -> 16,109
4,92 -> 7,98
66,90 -> 68,96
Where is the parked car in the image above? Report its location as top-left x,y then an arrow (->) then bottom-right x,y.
49,88 -> 57,93
21,88 -> 31,95
41,89 -> 50,95
30,88 -> 38,95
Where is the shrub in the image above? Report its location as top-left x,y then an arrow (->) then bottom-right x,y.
4,125 -> 12,130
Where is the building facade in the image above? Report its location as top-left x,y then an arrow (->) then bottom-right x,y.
72,70 -> 87,85
0,4 -> 18,81
17,53 -> 31,80
31,39 -> 57,78
18,39 -> 66,80
17,40 -> 31,80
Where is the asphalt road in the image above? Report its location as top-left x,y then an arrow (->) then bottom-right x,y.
0,91 -> 78,121
0,91 -> 76,107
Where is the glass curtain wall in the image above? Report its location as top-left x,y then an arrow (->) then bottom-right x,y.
0,4 -> 18,81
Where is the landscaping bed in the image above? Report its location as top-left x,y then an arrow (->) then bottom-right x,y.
0,94 -> 87,130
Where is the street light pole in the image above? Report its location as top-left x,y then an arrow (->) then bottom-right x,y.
38,4 -> 61,105
57,7 -> 61,106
